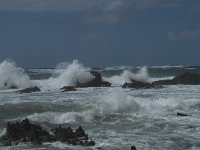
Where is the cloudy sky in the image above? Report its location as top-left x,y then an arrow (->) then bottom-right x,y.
0,0 -> 200,68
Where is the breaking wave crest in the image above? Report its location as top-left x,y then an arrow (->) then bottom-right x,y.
105,66 -> 149,86
38,60 -> 94,89
28,89 -> 140,124
0,60 -> 33,90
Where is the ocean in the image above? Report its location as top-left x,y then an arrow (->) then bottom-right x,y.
0,60 -> 200,150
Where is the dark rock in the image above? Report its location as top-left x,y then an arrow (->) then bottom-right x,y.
0,119 -> 95,147
177,112 -> 189,117
17,86 -> 41,94
153,73 -> 200,85
152,79 -> 174,85
122,80 -> 161,89
75,126 -> 86,137
0,118 -> 55,147
173,73 -> 200,85
81,140 -> 95,146
51,126 -> 75,142
61,86 -> 77,92
76,71 -> 111,88
187,125 -> 195,129
131,145 -> 137,150
51,126 -> 94,146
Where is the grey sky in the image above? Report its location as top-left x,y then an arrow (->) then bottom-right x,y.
0,0 -> 199,68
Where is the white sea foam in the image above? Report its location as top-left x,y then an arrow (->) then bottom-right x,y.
38,60 -> 94,90
0,60 -> 33,90
105,66 -> 149,86
149,76 -> 174,82
28,88 -> 140,124
28,112 -> 78,124
92,88 -> 140,116
0,128 -> 6,137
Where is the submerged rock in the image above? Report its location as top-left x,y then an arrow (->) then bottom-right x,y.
153,72 -> 200,85
17,86 -> 41,94
76,71 -> 111,88
177,112 -> 190,117
61,86 -> 77,92
131,145 -> 137,150
122,80 -> 161,89
0,118 -> 95,147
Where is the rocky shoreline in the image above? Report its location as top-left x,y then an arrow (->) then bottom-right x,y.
0,118 -> 95,147
122,72 -> 200,89
0,118 -> 139,149
13,72 -> 200,93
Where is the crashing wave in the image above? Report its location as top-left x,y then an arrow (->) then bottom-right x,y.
0,60 -> 33,90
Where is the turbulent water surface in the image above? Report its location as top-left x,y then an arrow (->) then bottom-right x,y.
0,60 -> 200,150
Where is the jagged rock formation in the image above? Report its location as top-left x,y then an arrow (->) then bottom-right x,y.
17,86 -> 41,94
0,118 -> 95,147
153,73 -> 200,85
76,71 -> 111,87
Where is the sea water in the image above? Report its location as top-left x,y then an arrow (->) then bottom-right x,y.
0,60 -> 200,150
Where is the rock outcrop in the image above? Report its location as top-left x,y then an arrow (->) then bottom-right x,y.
122,80 -> 161,89
51,126 -> 95,146
76,71 -> 111,88
177,112 -> 190,117
153,73 -> 200,85
131,145 -> 137,150
0,118 -> 55,146
0,118 -> 95,147
17,86 -> 41,94
61,86 -> 77,92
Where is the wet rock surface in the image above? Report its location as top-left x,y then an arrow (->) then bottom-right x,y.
0,118 -> 55,146
76,71 -> 111,87
51,126 -> 95,146
177,112 -> 190,117
131,145 -> 137,150
61,86 -> 77,92
0,118 -> 95,147
153,73 -> 200,85
17,86 -> 41,94
122,80 -> 161,89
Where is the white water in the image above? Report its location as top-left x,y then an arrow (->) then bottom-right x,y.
37,60 -> 94,90
0,60 -> 200,150
27,88 -> 141,124
1,85 -> 200,150
0,60 -> 33,90
105,66 -> 149,86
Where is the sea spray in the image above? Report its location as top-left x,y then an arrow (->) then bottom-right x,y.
27,88 -> 140,124
92,88 -> 140,116
105,66 -> 149,86
0,60 -> 33,90
38,60 -> 94,89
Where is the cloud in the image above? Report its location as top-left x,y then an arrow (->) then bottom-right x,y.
0,0 -> 100,12
0,0 -> 194,24
185,3 -> 200,15
0,0 -> 190,13
167,29 -> 200,41
85,0 -> 133,24
84,0 -> 190,24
